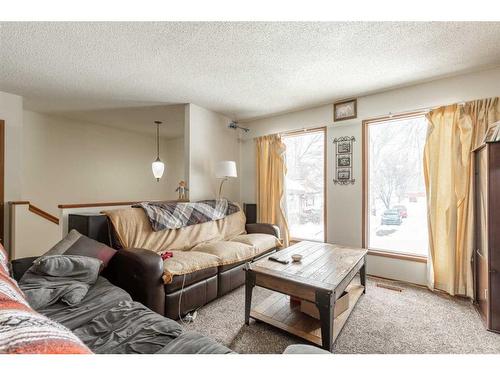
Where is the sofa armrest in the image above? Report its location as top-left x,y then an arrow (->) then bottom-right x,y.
10,257 -> 38,281
103,248 -> 165,316
245,223 -> 280,238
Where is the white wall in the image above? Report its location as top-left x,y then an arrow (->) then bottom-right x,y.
0,91 -> 24,249
10,204 -> 61,259
186,103 -> 240,202
22,111 -> 185,216
240,66 -> 500,285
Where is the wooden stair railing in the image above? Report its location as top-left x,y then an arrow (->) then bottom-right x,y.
57,199 -> 188,209
9,201 -> 59,225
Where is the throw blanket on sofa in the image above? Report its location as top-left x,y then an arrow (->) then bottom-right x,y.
135,199 -> 240,232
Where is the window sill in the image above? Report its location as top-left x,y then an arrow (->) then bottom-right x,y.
368,249 -> 428,264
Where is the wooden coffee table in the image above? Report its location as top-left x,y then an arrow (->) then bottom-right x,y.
244,241 -> 367,352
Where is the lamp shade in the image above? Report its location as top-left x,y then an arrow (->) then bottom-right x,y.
215,161 -> 237,179
152,158 -> 165,181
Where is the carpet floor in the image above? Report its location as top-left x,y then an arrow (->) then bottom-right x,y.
182,277 -> 500,354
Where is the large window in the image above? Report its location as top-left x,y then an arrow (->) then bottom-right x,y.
283,129 -> 325,242
365,115 -> 429,257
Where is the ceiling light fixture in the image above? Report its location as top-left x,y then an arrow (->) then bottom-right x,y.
228,121 -> 250,133
152,120 -> 165,182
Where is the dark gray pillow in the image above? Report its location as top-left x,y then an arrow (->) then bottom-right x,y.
40,229 -> 116,268
32,255 -> 102,279
20,255 -> 102,309
41,229 -> 82,257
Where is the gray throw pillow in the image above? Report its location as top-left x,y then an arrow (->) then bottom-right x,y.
20,255 -> 102,309
41,229 -> 82,258
32,255 -> 102,280
39,229 -> 116,268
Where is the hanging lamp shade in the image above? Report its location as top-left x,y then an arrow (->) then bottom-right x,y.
152,121 -> 165,181
152,157 -> 165,181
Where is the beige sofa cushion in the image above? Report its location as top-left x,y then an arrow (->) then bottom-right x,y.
192,241 -> 257,266
162,250 -> 220,284
104,207 -> 246,252
231,233 -> 281,256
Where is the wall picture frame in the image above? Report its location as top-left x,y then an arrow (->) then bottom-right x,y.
337,168 -> 351,181
334,98 -> 357,122
337,141 -> 351,154
483,121 -> 500,144
333,136 -> 355,185
337,155 -> 351,168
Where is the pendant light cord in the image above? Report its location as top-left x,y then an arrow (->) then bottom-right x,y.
155,120 -> 162,159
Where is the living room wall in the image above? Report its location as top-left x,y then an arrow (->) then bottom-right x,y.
22,110 -> 185,216
185,103 -> 240,202
239,66 -> 500,285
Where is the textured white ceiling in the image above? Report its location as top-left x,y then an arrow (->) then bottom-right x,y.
1,22 -> 500,120
57,104 -> 185,139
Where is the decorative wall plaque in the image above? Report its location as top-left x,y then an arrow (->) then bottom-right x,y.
333,136 -> 355,185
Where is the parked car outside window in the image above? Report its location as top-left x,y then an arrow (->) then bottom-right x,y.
381,209 -> 402,225
393,205 -> 408,218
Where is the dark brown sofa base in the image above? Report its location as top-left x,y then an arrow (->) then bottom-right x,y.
217,248 -> 277,298
165,275 -> 218,319
164,247 -> 278,318
70,215 -> 281,319
217,263 -> 246,297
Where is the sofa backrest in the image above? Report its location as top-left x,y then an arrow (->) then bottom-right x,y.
0,243 -> 92,354
104,207 -> 246,252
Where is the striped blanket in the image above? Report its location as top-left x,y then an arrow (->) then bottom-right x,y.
135,199 -> 240,232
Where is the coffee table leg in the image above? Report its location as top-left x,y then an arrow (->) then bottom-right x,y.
245,270 -> 256,325
316,290 -> 334,352
360,257 -> 367,294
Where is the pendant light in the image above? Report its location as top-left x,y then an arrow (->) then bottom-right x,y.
152,120 -> 165,181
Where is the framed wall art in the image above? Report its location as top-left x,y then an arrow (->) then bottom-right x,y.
333,136 -> 355,185
334,98 -> 357,122
483,120 -> 500,144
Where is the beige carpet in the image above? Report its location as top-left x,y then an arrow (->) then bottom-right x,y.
182,277 -> 500,354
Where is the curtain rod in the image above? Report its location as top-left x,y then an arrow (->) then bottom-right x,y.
263,101 -> 470,139
364,101 -> 467,124
279,126 -> 326,137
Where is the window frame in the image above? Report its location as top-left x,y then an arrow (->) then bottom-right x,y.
282,126 -> 327,243
362,111 -> 428,263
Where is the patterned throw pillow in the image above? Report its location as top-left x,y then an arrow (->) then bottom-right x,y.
0,243 -> 92,354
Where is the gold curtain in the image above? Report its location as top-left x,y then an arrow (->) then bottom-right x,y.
255,134 -> 290,247
424,97 -> 499,296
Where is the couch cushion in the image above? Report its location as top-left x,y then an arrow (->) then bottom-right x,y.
231,233 -> 280,256
192,241 -> 257,266
73,300 -> 183,354
162,251 -> 220,284
38,277 -> 131,330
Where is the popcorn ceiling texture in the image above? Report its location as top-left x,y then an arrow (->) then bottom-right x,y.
183,277 -> 500,354
1,22 -> 500,120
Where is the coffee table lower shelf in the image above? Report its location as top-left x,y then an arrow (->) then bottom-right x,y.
249,284 -> 364,347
